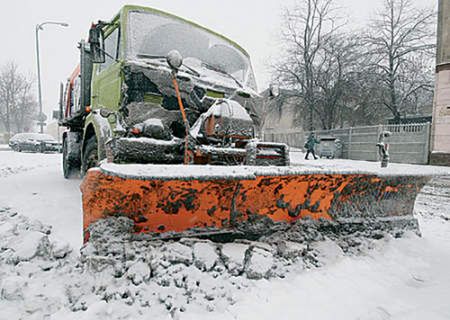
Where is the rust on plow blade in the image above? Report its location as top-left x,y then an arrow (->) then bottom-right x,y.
81,167 -> 431,242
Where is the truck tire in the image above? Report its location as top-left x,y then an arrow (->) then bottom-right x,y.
81,135 -> 99,177
63,137 -> 80,179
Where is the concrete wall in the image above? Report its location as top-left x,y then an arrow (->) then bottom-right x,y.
265,123 -> 431,165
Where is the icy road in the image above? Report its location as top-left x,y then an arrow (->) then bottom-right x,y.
1,147 -> 450,319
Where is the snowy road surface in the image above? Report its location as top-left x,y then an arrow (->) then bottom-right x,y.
0,149 -> 82,249
0,148 -> 450,319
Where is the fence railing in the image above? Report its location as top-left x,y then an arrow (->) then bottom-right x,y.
264,123 -> 431,164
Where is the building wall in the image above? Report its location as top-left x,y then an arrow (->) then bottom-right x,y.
258,89 -> 304,133
437,0 -> 450,66
431,0 -> 450,165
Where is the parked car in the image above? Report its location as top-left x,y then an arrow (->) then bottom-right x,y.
9,133 -> 61,153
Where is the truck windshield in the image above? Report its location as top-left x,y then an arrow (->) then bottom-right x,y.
127,10 -> 256,89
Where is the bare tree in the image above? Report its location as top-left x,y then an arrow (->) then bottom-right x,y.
12,80 -> 37,133
312,34 -> 364,129
274,0 -> 343,130
0,62 -> 37,136
365,0 -> 435,122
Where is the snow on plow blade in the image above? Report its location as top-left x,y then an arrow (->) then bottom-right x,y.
81,164 -> 431,242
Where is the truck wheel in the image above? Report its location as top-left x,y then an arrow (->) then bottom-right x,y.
81,136 -> 98,177
63,138 -> 80,179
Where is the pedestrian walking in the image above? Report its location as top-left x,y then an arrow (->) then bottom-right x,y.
304,132 -> 320,160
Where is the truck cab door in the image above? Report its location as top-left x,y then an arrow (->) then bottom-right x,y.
91,26 -> 121,111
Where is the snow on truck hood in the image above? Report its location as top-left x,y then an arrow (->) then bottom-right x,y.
204,100 -> 252,121
98,160 -> 450,181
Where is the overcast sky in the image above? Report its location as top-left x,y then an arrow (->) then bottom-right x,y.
0,0 -> 436,121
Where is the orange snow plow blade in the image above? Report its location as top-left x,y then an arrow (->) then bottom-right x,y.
81,164 -> 431,242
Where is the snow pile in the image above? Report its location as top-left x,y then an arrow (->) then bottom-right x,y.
80,216 -> 320,315
0,205 -> 407,319
0,208 -> 73,319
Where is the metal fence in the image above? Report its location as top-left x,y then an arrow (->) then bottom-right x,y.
264,123 -> 431,164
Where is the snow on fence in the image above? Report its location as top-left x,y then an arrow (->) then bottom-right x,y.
264,123 -> 431,165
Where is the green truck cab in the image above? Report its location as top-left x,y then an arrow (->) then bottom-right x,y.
60,5 -> 288,178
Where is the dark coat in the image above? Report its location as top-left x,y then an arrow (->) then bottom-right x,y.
305,135 -> 320,150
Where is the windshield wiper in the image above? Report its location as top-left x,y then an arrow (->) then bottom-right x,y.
136,54 -> 200,77
201,62 -> 243,88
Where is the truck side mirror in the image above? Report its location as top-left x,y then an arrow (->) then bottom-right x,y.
89,25 -> 105,64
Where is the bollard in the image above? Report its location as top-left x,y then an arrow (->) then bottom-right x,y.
376,131 -> 392,168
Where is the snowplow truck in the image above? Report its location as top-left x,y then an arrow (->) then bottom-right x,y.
60,5 -> 288,179
59,5 -> 431,242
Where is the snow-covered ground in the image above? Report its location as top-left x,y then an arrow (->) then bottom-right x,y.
1,148 -> 450,319
0,149 -> 82,249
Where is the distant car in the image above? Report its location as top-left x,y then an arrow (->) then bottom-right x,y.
9,133 -> 61,153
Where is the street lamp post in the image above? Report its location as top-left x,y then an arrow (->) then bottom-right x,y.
35,21 -> 68,133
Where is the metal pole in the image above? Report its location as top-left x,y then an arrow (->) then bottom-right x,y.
35,24 -> 43,133
34,21 -> 69,134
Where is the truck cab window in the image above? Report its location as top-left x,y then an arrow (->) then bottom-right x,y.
99,27 -> 119,72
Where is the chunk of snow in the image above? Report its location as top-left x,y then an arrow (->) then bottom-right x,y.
277,241 -> 308,260
126,260 -> 152,285
221,243 -> 249,276
162,243 -> 193,265
245,247 -> 274,280
310,238 -> 345,265
8,231 -> 49,262
49,235 -> 72,259
193,242 -> 218,271
1,276 -> 26,300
